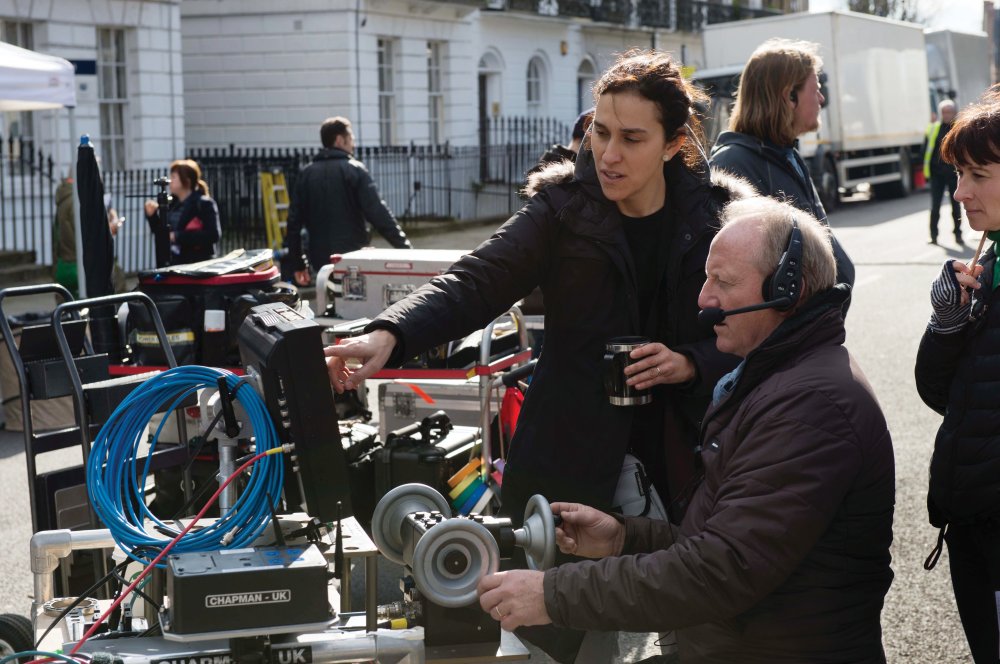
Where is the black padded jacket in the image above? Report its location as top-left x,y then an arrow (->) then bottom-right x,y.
367,149 -> 750,523
285,148 -> 410,272
916,247 -> 1000,527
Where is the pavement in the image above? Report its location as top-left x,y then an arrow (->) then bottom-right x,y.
0,191 -> 980,661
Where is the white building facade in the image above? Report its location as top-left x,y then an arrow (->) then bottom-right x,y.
0,0 -> 184,175
179,0 -> 766,150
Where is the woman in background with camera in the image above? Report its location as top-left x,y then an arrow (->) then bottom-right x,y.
326,49 -> 749,660
144,159 -> 220,264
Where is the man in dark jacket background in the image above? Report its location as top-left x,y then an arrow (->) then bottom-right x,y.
709,38 -> 855,295
286,116 -> 411,285
478,196 -> 895,663
923,99 -> 962,244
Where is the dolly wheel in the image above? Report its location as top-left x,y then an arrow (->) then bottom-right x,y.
0,613 -> 33,663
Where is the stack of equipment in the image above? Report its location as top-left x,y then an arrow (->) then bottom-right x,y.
131,249 -> 301,367
373,411 -> 479,504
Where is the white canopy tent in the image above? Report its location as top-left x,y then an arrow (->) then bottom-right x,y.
0,41 -> 85,296
0,41 -> 77,111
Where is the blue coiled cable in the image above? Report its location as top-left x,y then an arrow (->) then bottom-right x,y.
87,365 -> 284,563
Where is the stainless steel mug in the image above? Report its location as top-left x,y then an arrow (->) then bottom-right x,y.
602,336 -> 652,407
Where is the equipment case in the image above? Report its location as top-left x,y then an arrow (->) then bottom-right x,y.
378,378 -> 490,441
373,419 -> 480,502
318,248 -> 467,320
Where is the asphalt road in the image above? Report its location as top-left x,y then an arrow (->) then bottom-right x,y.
0,190 -> 978,661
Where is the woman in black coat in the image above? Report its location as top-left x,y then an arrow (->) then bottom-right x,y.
915,85 -> 1000,664
144,159 -> 220,264
329,50 -> 748,517
326,51 -> 748,659
328,49 -> 750,516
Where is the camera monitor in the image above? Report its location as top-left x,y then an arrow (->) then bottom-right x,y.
237,302 -> 351,523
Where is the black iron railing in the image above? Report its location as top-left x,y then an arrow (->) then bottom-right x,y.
477,0 -> 781,29
2,118 -> 570,273
0,136 -> 56,265
80,138 -> 554,273
186,115 -> 570,248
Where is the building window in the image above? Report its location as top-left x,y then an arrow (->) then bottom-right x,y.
97,28 -> 128,171
1,21 -> 35,151
526,56 -> 544,115
377,38 -> 397,144
427,41 -> 445,145
577,58 -> 596,114
0,20 -> 32,47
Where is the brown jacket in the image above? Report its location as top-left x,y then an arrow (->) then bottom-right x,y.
543,287 -> 895,663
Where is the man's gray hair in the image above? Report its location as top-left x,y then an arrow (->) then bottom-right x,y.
938,98 -> 956,113
720,196 -> 836,304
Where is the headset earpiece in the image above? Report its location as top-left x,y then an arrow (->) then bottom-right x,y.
790,90 -> 798,104
761,219 -> 803,311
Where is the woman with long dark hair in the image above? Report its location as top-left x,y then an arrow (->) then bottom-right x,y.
327,49 -> 750,661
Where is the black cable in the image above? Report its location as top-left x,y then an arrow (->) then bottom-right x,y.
107,571 -> 124,632
108,571 -> 161,612
167,379 -> 255,521
138,622 -> 161,638
167,448 -> 259,524
167,465 -> 230,523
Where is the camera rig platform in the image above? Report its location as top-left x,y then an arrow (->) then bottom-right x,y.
22,302 -> 550,663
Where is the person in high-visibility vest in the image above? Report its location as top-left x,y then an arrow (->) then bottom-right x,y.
924,99 -> 962,244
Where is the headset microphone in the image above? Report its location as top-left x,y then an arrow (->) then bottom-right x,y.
698,298 -> 792,328
699,218 -> 804,329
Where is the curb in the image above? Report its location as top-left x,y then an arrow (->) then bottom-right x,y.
400,217 -> 506,239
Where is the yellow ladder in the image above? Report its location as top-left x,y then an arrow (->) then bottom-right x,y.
260,169 -> 290,251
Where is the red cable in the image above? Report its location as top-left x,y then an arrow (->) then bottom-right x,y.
57,450 -> 274,658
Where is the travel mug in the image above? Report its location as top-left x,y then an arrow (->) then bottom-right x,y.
602,336 -> 652,406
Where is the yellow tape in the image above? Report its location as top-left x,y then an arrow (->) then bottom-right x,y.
447,457 -> 481,488
448,471 -> 478,500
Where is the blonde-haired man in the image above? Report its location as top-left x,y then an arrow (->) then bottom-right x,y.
709,38 -> 855,304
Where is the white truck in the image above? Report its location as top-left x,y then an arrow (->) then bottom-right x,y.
925,28 -> 992,110
695,10 -> 932,210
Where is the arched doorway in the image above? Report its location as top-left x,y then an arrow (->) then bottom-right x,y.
478,50 -> 504,179
577,57 -> 597,114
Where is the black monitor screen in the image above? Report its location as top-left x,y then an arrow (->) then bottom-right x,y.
237,302 -> 351,523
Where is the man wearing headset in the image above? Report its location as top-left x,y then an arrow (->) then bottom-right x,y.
709,38 -> 855,304
478,197 -> 895,663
